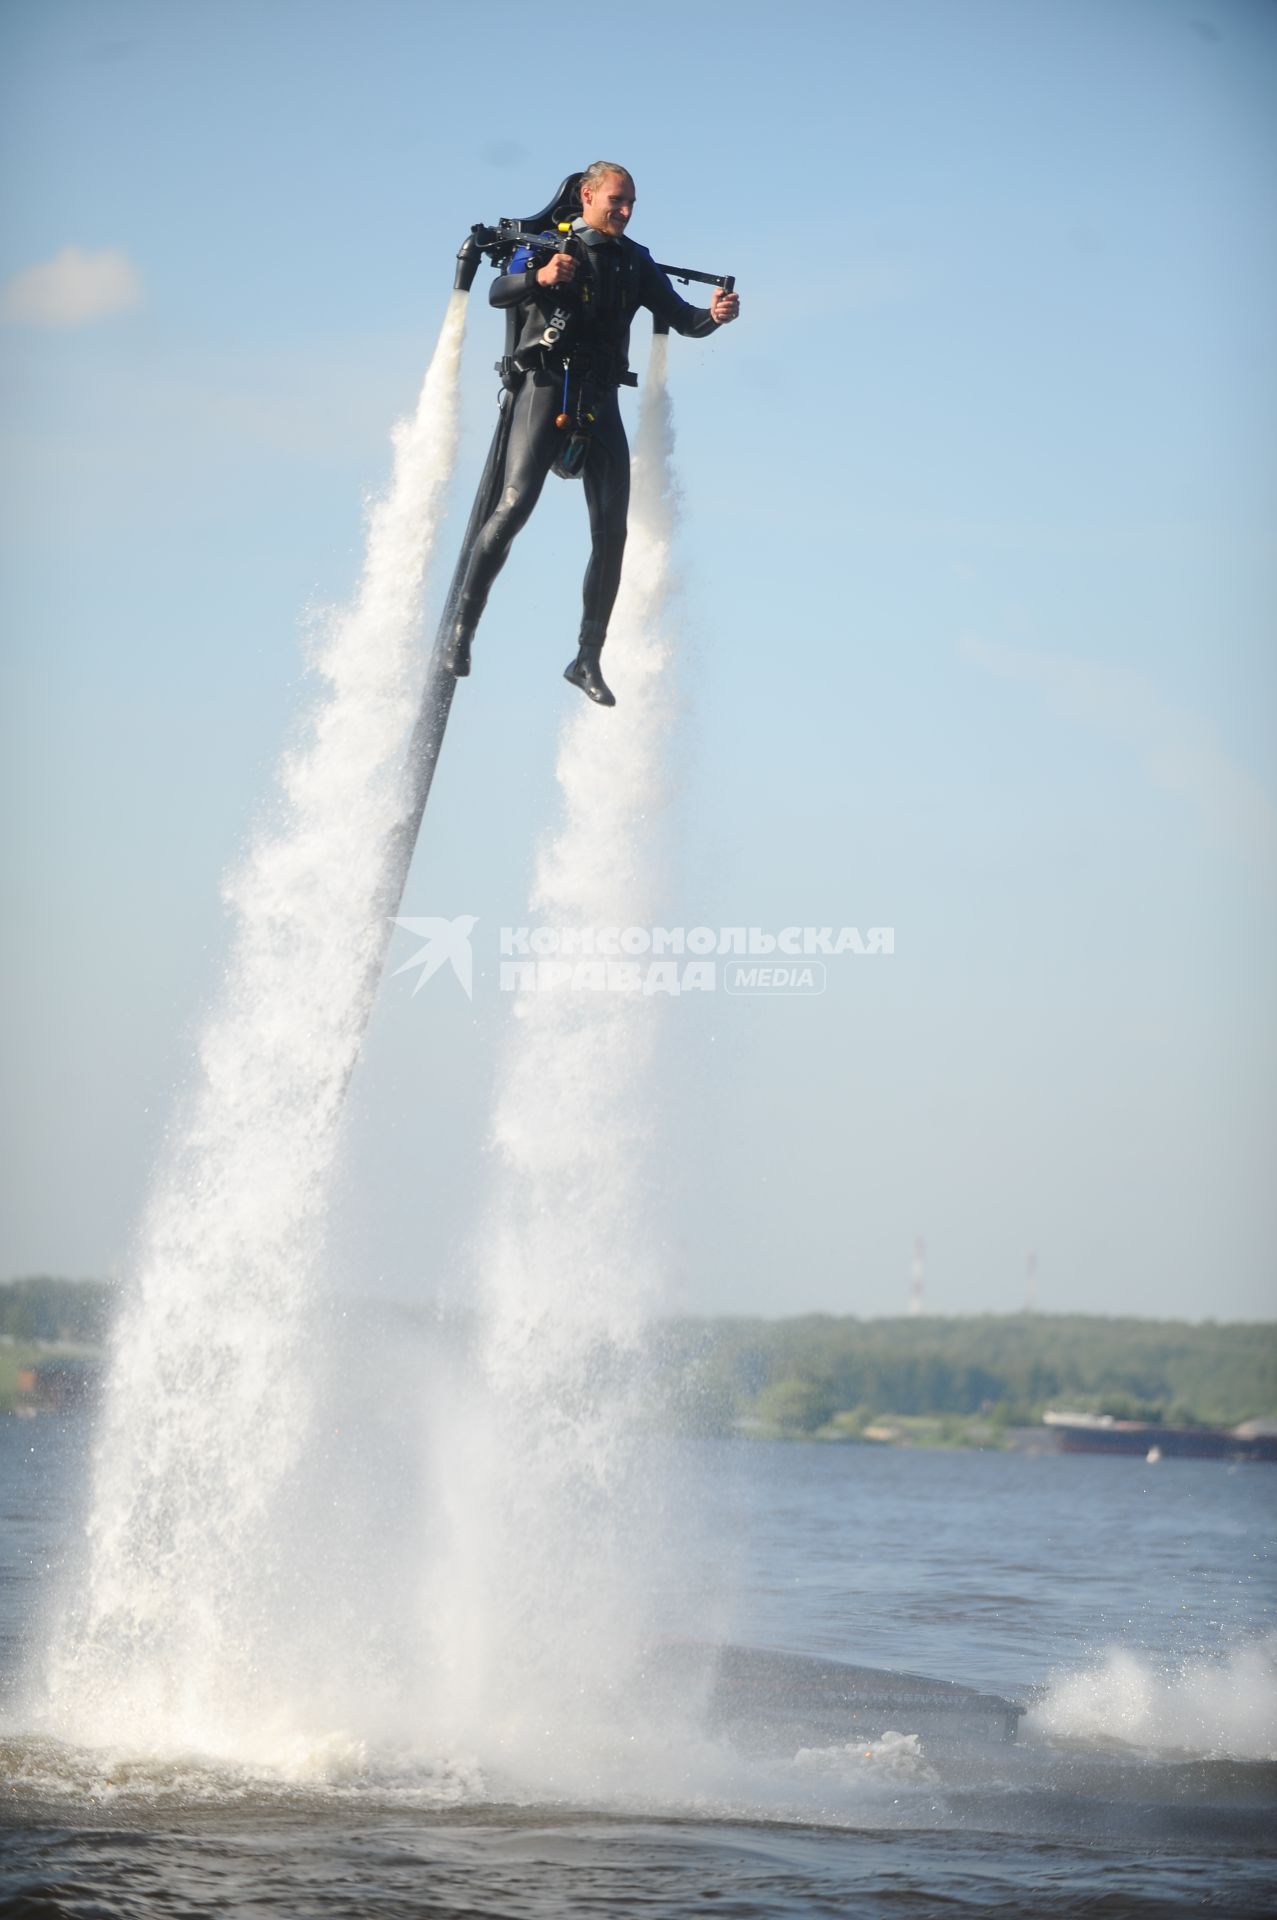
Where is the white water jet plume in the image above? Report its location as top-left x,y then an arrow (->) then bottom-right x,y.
1027,1638 -> 1277,1762
421,338 -> 687,1790
30,294 -> 469,1765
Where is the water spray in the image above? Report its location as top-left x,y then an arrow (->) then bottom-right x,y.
420,335 -> 686,1788
36,295 -> 469,1759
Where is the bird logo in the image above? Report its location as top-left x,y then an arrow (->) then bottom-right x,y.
391,915 -> 478,999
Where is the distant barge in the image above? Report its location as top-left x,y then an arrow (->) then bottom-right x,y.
1043,1410 -> 1277,1463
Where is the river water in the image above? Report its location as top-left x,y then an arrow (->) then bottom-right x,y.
2,1415 -> 1274,1917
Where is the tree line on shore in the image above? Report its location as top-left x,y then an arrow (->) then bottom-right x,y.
657,1311 -> 1276,1434
3,1277 -> 1273,1433
0,1276 -> 110,1344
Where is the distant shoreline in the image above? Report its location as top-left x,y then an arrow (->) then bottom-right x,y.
3,1281 -> 1274,1432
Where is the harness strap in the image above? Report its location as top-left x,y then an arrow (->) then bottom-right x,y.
495,351 -> 638,389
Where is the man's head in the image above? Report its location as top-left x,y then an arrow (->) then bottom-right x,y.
579,162 -> 635,238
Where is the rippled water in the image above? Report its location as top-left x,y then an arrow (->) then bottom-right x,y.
3,1416 -> 1274,1917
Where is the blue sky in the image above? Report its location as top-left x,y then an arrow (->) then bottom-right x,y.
2,0 -> 1274,1320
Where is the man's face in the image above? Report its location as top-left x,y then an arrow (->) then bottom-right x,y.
580,172 -> 634,238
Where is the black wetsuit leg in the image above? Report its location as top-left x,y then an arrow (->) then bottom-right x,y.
457,374 -> 632,648
579,390 -> 631,648
456,376 -> 561,622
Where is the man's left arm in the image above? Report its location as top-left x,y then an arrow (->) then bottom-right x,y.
638,252 -> 740,335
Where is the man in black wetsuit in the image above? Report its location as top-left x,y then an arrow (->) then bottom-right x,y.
446,162 -> 740,706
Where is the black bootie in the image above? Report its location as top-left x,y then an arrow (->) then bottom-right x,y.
444,617 -> 474,678
563,643 -> 616,707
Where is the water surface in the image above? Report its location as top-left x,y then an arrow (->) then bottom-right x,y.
3,1418 -> 1274,1918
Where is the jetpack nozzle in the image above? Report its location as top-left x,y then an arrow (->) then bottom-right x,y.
454,226 -> 494,293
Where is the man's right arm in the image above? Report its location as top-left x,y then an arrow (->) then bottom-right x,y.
489,246 -> 576,309
489,268 -> 538,309
490,242 -> 539,309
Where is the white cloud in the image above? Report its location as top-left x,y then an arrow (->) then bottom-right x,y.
2,245 -> 142,328
961,635 -> 1277,879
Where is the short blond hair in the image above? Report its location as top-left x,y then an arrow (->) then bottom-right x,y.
580,161 -> 635,200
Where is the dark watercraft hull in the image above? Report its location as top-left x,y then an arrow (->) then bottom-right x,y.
1049,1422 -> 1277,1462
645,1642 -> 1024,1751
